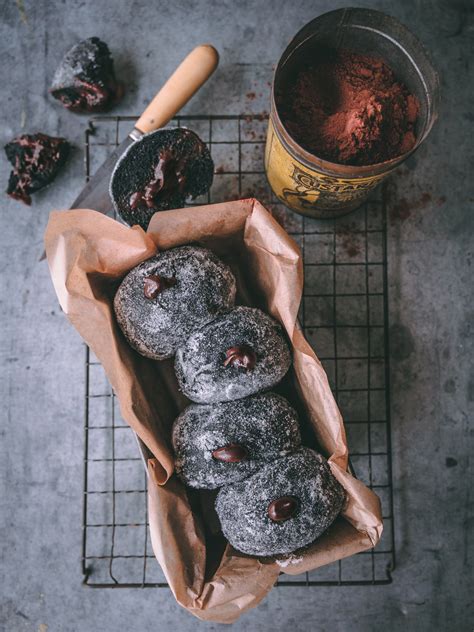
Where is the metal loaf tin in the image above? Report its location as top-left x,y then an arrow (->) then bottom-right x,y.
265,7 -> 439,218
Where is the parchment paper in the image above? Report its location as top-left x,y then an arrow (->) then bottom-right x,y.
45,199 -> 383,623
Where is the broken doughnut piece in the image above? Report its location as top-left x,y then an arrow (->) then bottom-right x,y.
110,128 -> 214,229
50,37 -> 122,112
5,133 -> 70,205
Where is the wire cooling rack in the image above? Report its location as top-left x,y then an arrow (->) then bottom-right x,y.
82,114 -> 395,588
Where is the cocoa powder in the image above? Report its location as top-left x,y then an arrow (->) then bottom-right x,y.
278,49 -> 419,166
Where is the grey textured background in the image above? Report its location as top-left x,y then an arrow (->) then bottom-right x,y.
0,0 -> 472,630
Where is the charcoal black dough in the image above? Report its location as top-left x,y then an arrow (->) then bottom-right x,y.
215,448 -> 346,556
50,37 -> 121,112
5,133 -> 70,205
110,128 -> 214,229
172,392 -> 302,489
174,306 -> 292,403
114,245 -> 236,360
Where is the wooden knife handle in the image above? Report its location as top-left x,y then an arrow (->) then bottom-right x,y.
134,44 -> 219,135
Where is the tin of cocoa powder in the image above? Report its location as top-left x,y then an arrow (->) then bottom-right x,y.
265,8 -> 439,219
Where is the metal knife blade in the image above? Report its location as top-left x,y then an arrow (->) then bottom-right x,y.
71,135 -> 135,213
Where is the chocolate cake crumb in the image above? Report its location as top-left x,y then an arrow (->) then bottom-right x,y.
50,37 -> 122,112
5,133 -> 70,205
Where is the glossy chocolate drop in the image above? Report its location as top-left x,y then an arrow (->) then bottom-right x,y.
267,496 -> 299,522
143,274 -> 176,299
223,345 -> 256,370
212,443 -> 248,463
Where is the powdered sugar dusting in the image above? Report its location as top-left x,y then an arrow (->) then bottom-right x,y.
172,392 -> 302,489
114,246 -> 236,359
51,37 -> 114,90
215,448 -> 345,556
174,306 -> 291,403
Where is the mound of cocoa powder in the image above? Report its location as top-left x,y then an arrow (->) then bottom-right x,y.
278,49 -> 419,166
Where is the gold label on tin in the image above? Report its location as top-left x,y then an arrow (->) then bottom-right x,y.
265,120 -> 390,215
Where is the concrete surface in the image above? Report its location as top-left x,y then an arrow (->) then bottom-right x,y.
0,0 -> 472,630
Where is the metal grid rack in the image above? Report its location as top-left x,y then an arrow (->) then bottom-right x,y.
82,114 -> 395,588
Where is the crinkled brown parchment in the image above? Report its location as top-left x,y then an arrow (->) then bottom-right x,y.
45,199 -> 382,624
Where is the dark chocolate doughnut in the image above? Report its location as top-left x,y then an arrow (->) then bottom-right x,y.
174,306 -> 291,403
50,37 -> 122,112
114,245 -> 236,360
172,392 -> 302,489
110,128 -> 214,229
215,448 -> 345,556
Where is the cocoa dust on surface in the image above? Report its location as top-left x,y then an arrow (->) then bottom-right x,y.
278,49 -> 419,166
389,192 -> 446,223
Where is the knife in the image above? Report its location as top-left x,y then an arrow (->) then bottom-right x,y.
41,44 -> 219,259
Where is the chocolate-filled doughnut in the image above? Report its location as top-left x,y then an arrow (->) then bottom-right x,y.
174,306 -> 291,403
172,392 -> 302,489
215,448 -> 345,556
114,246 -> 236,360
110,128 -> 214,229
